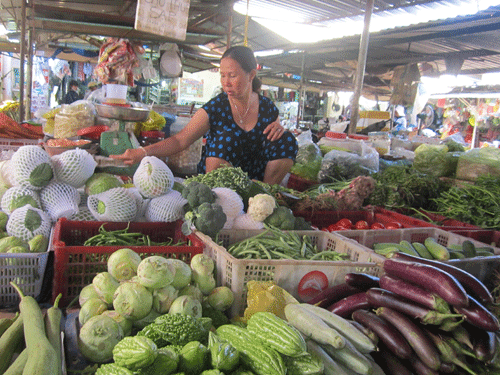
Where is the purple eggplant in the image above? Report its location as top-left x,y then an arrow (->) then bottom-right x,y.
376,307 -> 441,370
307,282 -> 361,308
454,295 -> 500,332
379,274 -> 450,313
327,291 -> 370,318
352,309 -> 413,359
393,252 -> 494,305
371,349 -> 414,375
383,258 -> 469,308
409,356 -> 440,375
345,272 -> 380,290
366,288 -> 462,325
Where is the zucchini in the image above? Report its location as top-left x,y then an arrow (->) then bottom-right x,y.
247,312 -> 307,357
216,324 -> 286,375
299,304 -> 375,354
305,340 -> 351,375
3,348 -> 28,375
44,293 -> 63,375
320,338 -> 373,375
284,303 -> 345,349
11,282 -> 59,375
0,313 -> 24,374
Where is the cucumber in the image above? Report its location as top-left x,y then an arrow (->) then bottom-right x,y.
461,240 -> 476,258
411,242 -> 434,259
399,241 -> 420,257
424,237 -> 450,261
373,243 -> 403,251
449,251 -> 466,259
374,246 -> 401,258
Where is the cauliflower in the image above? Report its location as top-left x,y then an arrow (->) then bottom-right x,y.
181,181 -> 216,211
247,194 -> 276,222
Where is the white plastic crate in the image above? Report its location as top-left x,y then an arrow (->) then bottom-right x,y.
337,227 -> 500,257
0,251 -> 50,307
0,138 -> 40,160
198,229 -> 385,318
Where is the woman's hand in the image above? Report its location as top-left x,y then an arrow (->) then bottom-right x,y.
264,119 -> 286,141
109,147 -> 146,166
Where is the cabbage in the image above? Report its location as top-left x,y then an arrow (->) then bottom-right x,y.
169,295 -> 202,318
79,297 -> 108,325
101,310 -> 134,337
28,234 -> 48,253
6,205 -> 52,242
85,172 -> 123,195
153,285 -> 179,314
78,315 -> 124,363
170,259 -> 192,289
206,287 -> 235,312
178,285 -> 204,303
137,256 -> 175,289
113,281 -> 153,321
107,248 -> 141,281
93,272 -> 120,306
79,284 -> 103,307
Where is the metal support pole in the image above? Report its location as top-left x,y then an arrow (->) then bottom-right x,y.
19,0 -> 27,122
348,0 -> 375,134
296,52 -> 306,128
226,2 -> 233,49
26,24 -> 34,120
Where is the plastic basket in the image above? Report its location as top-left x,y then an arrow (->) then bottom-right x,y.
0,137 -> 39,160
0,251 -> 50,307
336,227 -> 500,258
286,174 -> 317,192
293,208 -> 437,230
449,229 -> 500,248
51,218 -> 204,307
198,229 -> 384,318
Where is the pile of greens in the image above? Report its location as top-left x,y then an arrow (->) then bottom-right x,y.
432,174 -> 500,229
365,165 -> 450,211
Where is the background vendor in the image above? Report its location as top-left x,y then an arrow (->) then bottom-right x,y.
393,105 -> 407,132
111,46 -> 298,185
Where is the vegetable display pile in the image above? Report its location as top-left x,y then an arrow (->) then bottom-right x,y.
226,225 -> 349,261
313,258 -> 500,375
366,165 -> 450,211
432,174 -> 500,229
83,223 -> 186,246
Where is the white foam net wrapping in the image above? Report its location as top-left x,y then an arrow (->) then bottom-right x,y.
11,145 -> 54,190
145,190 -> 187,222
213,187 -> 245,219
51,148 -> 97,188
40,181 -> 81,222
1,186 -> 42,214
70,206 -> 97,221
0,160 -> 15,188
133,156 -> 174,198
6,204 -> 52,241
232,213 -> 265,230
87,187 -> 137,222
126,187 -> 150,221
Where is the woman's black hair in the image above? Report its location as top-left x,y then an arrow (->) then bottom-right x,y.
69,80 -> 79,87
222,46 -> 261,93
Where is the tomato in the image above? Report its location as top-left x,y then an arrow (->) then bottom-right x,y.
370,222 -> 386,229
335,218 -> 353,230
354,220 -> 369,230
385,221 -> 403,229
297,270 -> 329,302
327,224 -> 338,232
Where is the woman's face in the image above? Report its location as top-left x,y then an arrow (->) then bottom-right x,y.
220,57 -> 255,98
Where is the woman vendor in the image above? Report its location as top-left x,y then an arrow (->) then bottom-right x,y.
111,46 -> 298,185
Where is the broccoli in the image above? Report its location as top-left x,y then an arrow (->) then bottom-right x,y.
137,313 -> 210,347
185,202 -> 227,239
264,206 -> 295,230
293,216 -> 313,230
181,181 -> 216,211
202,303 -> 230,328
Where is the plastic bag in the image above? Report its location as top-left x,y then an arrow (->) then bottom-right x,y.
413,144 -> 459,177
53,101 -> 95,139
290,131 -> 322,181
317,142 -> 379,182
456,147 -> 500,181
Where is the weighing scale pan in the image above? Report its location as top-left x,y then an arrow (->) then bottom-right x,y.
95,103 -> 151,122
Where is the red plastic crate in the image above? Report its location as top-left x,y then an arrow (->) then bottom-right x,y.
293,208 -> 437,230
395,209 -> 481,231
51,218 -> 204,307
286,173 -> 317,192
449,229 -> 500,248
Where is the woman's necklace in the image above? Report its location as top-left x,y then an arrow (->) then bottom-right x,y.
231,96 -> 252,125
